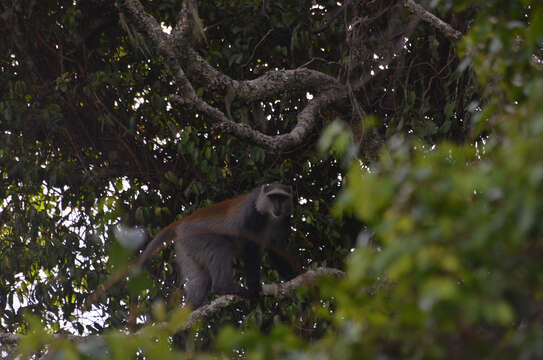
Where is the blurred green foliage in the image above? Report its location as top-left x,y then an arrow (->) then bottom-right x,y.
3,0 -> 543,358
216,1 -> 543,359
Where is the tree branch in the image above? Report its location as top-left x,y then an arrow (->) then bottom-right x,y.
183,267 -> 345,330
122,0 -> 168,46
404,0 -> 462,41
120,0 -> 346,152
0,267 -> 345,355
235,68 -> 342,102
0,332 -> 22,346
171,0 -> 196,45
179,44 -> 342,102
212,85 -> 347,151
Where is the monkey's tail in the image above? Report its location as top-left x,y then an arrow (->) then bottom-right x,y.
83,267 -> 128,311
137,225 -> 176,267
83,226 -> 176,310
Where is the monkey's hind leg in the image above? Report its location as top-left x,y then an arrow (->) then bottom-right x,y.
178,252 -> 211,308
207,244 -> 249,298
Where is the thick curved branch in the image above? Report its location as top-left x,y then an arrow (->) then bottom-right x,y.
170,67 -> 346,152
212,84 -> 349,151
124,0 -> 341,102
182,48 -> 341,101
236,68 -> 341,102
122,0 -> 168,46
121,0 -> 345,152
404,0 -> 462,41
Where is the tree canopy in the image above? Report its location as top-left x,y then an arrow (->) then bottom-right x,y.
1,0 -> 542,358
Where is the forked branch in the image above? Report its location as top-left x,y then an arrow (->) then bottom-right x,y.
120,0 -> 344,152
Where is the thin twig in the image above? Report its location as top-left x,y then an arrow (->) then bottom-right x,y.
242,29 -> 273,68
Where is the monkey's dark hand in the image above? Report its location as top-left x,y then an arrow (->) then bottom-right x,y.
233,286 -> 257,299
241,284 -> 261,307
247,284 -> 262,299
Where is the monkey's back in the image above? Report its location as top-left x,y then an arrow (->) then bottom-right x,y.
181,193 -> 250,224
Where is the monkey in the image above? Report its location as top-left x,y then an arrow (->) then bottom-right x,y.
137,183 -> 297,308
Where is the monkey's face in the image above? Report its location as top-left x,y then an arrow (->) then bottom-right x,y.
258,183 -> 293,220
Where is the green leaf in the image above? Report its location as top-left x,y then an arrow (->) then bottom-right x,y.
127,270 -> 153,296
419,277 -> 458,311
109,239 -> 132,268
528,6 -> 543,46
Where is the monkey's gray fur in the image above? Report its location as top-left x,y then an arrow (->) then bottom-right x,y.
138,183 -> 296,308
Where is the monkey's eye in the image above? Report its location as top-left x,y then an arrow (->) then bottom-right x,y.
268,193 -> 290,202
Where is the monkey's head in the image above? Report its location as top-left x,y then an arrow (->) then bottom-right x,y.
256,183 -> 293,220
